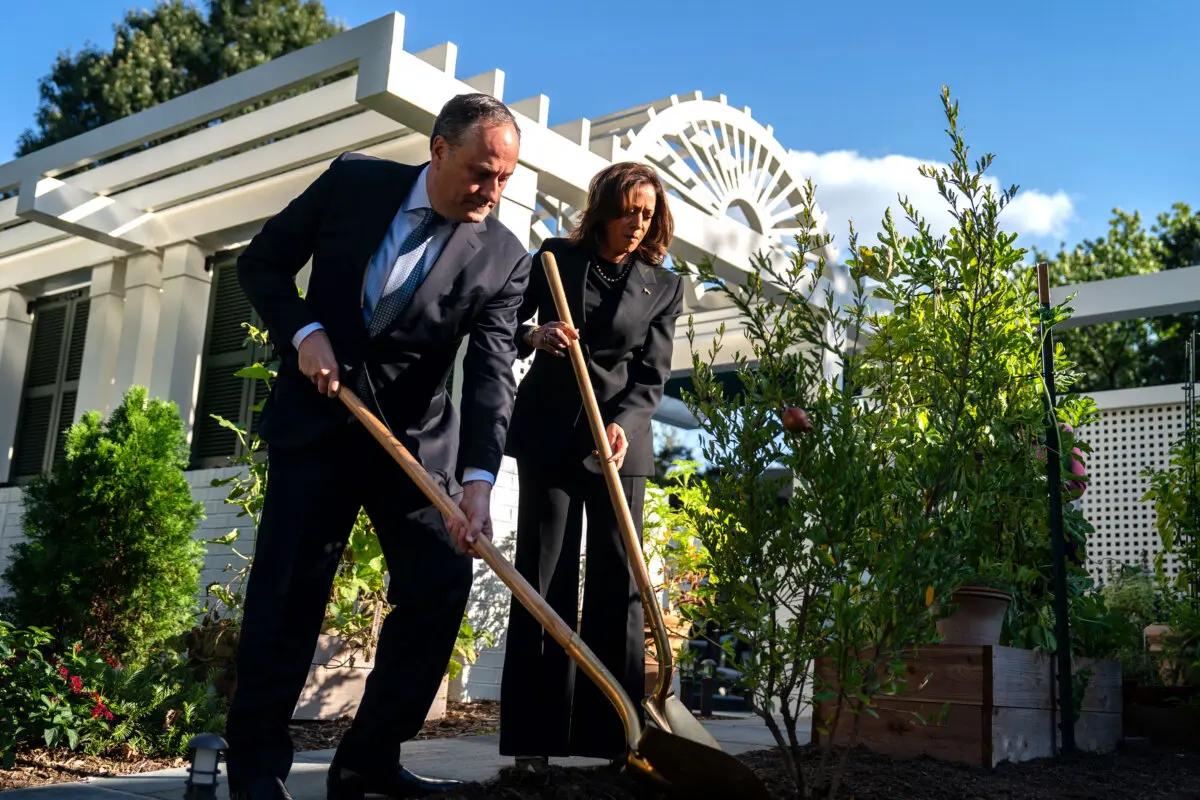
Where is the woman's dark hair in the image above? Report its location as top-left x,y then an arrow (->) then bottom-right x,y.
431,93 -> 520,150
569,162 -> 674,265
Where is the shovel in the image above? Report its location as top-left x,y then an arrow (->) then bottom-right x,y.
540,251 -> 721,750
337,387 -> 769,798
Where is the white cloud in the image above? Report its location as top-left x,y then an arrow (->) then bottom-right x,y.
788,150 -> 1074,260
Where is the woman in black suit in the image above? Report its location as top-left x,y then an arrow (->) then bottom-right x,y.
499,162 -> 683,767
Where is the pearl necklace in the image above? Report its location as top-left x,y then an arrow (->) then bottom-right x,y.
593,255 -> 633,283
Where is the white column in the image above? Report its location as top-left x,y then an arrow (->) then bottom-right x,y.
492,164 -> 537,248
150,243 -> 212,435
76,260 -> 127,421
0,290 -> 33,483
113,251 -> 163,397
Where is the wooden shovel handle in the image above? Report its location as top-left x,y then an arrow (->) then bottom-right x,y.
336,386 -> 643,746
539,251 -> 677,707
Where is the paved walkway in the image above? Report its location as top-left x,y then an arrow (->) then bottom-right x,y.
5,717 -> 806,800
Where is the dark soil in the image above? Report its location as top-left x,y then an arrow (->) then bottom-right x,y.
0,701 -> 500,792
441,743 -> 1200,799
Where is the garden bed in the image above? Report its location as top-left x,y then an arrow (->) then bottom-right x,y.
439,743 -> 1200,799
1123,683 -> 1200,748
0,700 -> 500,791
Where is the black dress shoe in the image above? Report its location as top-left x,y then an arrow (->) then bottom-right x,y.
230,777 -> 293,800
327,764 -> 463,799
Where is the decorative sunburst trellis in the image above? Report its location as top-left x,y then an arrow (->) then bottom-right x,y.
531,93 -> 833,271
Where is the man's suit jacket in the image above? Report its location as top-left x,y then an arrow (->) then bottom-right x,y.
504,237 -> 683,478
237,152 -> 532,491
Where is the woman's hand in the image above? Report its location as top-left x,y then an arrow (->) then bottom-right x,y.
526,321 -> 578,356
594,422 -> 628,471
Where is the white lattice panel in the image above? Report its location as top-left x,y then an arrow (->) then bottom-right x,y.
1079,392 -> 1187,584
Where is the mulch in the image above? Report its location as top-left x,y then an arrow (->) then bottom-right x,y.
7,707 -> 1200,798
0,701 -> 500,792
441,742 -> 1200,799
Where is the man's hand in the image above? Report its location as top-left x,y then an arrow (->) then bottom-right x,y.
298,329 -> 340,397
450,481 -> 493,558
526,321 -> 579,356
593,422 -> 628,471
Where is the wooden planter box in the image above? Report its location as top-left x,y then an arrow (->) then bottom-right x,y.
1123,682 -> 1200,748
293,634 -> 448,722
811,645 -> 1122,768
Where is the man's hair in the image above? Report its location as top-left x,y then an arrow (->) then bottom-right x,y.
430,93 -> 520,150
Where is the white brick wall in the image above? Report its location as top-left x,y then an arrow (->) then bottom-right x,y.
0,485 -> 25,599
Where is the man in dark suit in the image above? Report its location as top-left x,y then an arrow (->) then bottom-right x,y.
225,93 -> 532,800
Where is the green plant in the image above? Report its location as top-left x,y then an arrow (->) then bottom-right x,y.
856,87 -> 1097,604
0,624 -> 111,767
3,387 -> 205,666
0,623 -> 225,768
678,169 -> 956,795
643,461 -> 712,616
324,511 -> 389,659
447,616 -> 494,682
1103,561 -> 1158,630
1142,409 -> 1200,685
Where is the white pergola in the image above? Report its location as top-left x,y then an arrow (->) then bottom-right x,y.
0,12 -> 837,474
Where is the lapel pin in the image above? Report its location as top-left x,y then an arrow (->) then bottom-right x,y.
642,286 -> 652,295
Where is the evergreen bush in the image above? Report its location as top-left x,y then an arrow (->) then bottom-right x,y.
3,386 -> 205,665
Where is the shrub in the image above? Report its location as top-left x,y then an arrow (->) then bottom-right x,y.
0,622 -> 226,767
3,387 -> 205,665
679,175 -> 954,795
0,624 -> 112,767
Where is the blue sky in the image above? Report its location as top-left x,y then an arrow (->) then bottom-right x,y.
1,0 -> 1197,254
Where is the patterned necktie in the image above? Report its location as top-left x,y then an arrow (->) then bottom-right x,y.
356,208 -> 442,404
367,207 -> 442,338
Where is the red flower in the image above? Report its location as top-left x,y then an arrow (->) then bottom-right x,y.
73,645 -> 81,653
90,698 -> 114,721
59,666 -> 69,679
69,675 -> 83,694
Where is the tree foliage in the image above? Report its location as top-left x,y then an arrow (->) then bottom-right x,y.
2,387 -> 205,665
17,0 -> 343,156
680,176 -> 953,796
1033,204 -> 1200,391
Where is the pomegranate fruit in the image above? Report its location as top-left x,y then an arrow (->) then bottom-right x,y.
781,407 -> 812,434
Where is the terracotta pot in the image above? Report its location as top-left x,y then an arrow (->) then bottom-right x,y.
1144,624 -> 1187,686
936,585 -> 1012,646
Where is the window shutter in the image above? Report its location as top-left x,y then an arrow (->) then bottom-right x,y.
9,293 -> 89,483
191,251 -> 264,467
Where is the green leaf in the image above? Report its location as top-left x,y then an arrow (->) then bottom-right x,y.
235,364 -> 275,381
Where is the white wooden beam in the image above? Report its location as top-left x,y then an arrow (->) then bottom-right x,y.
16,176 -> 168,252
551,118 -> 591,147
0,76 -> 360,235
463,70 -> 505,99
510,95 -> 550,126
416,43 -> 457,75
0,112 -> 414,259
1051,265 -> 1200,328
0,13 -> 405,191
